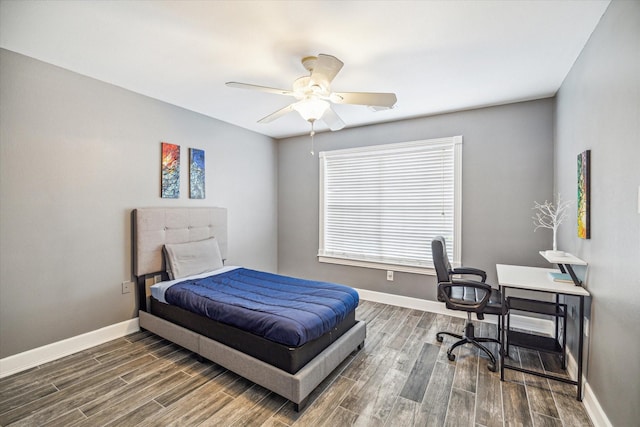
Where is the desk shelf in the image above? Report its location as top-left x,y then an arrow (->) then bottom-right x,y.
507,330 -> 563,354
539,251 -> 587,266
506,296 -> 567,367
508,297 -> 566,317
539,251 -> 586,286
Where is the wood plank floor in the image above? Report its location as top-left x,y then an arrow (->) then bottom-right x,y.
0,300 -> 593,426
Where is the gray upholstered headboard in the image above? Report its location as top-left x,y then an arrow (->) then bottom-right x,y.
132,207 -> 228,277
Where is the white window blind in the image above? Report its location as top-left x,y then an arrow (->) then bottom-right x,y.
318,136 -> 462,273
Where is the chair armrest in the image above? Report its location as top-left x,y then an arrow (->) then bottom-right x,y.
438,279 -> 493,313
450,267 -> 487,282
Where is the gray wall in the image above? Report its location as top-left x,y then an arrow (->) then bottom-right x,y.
554,1 -> 640,425
0,49 -> 278,358
278,99 -> 554,301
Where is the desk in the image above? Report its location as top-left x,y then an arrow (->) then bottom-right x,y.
497,264 -> 590,401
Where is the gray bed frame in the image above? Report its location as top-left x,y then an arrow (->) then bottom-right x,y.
132,207 -> 366,411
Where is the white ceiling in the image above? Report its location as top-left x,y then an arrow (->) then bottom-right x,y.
0,0 -> 610,139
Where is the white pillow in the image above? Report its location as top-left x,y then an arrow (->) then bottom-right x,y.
164,237 -> 224,280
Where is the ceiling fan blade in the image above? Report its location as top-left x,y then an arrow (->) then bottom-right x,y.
257,104 -> 295,123
226,82 -> 295,97
322,107 -> 346,131
310,54 -> 344,88
331,92 -> 397,108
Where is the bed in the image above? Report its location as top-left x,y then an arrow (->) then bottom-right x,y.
132,207 -> 366,411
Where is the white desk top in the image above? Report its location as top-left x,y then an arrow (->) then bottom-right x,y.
496,264 -> 590,296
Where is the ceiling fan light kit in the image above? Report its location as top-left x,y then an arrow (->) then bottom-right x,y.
226,53 -> 397,144
292,98 -> 330,122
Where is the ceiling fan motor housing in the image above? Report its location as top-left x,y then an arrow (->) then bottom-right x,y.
293,76 -> 328,99
301,56 -> 318,72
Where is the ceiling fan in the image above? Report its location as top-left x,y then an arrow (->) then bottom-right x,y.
226,54 -> 397,136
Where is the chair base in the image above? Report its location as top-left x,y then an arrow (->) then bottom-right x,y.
436,316 -> 499,372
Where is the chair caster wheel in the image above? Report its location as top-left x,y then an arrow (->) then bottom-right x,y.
487,363 -> 496,372
447,352 -> 456,361
436,335 -> 443,343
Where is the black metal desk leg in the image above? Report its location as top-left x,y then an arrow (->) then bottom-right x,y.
577,295 -> 584,401
555,294 -> 560,344
500,285 -> 506,381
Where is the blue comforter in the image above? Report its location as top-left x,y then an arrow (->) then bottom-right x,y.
164,268 -> 359,347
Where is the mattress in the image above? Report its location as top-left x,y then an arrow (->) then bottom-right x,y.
149,297 -> 357,374
156,267 -> 360,347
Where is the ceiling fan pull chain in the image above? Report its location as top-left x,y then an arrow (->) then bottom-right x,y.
310,119 -> 316,156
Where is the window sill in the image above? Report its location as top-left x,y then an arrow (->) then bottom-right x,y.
318,256 -> 436,276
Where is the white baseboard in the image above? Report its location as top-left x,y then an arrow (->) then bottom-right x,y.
582,381 -> 612,427
0,318 -> 140,378
356,288 -> 611,427
355,288 -> 554,335
564,349 -> 612,427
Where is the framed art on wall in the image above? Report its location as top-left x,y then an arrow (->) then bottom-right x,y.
161,142 -> 180,198
577,149 -> 590,239
189,148 -> 205,199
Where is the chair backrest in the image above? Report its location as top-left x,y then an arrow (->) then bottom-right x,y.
431,236 -> 452,302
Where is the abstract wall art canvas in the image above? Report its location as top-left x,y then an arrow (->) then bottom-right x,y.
577,149 -> 590,239
161,142 -> 180,198
189,148 -> 205,199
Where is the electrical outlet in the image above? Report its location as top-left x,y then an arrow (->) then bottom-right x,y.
122,281 -> 132,294
584,318 -> 589,337
386,270 -> 394,281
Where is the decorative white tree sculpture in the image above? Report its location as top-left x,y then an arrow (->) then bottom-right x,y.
532,194 -> 572,256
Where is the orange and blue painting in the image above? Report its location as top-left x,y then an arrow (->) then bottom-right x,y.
577,150 -> 590,239
161,142 -> 180,198
190,148 -> 205,199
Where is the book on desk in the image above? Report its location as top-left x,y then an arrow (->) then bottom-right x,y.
548,272 -> 575,283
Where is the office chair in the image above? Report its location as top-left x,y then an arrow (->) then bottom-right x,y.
431,236 -> 507,371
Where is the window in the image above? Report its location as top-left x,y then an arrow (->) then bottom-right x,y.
318,136 -> 462,274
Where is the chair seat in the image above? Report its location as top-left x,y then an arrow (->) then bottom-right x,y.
450,286 -> 506,315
